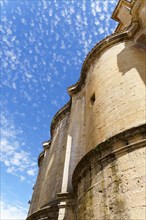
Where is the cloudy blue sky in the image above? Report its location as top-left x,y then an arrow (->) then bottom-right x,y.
1,0 -> 118,219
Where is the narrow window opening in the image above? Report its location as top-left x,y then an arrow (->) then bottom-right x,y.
90,93 -> 95,106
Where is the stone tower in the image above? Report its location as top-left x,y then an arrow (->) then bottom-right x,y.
27,0 -> 146,219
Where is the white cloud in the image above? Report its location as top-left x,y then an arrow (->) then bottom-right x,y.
110,0 -> 118,4
48,8 -> 53,17
60,40 -> 65,49
6,27 -> 12,35
95,1 -> 102,13
103,1 -> 108,12
16,6 -> 22,16
0,0 -> 8,7
98,27 -> 104,35
100,14 -> 105,21
1,199 -> 27,220
11,36 -> 16,42
69,5 -> 75,15
51,99 -> 59,107
27,169 -> 36,176
42,0 -> 47,10
0,112 -> 37,181
82,1 -> 86,12
5,50 -> 16,61
91,1 -> 102,17
46,75 -> 51,82
12,82 -> 17,89
20,175 -> 26,182
21,18 -> 27,24
25,72 -> 33,79
95,19 -> 100,26
61,8 -> 68,17
76,14 -> 82,23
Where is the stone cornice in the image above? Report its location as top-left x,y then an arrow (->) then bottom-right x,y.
26,205 -> 59,220
50,100 -> 71,136
111,0 -> 143,33
67,31 -> 128,96
38,150 -> 45,167
112,0 -> 132,23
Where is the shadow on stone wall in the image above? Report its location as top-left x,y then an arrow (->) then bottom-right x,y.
117,41 -> 146,86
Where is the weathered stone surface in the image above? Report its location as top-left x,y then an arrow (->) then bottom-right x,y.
73,127 -> 146,220
85,40 -> 146,152
28,114 -> 70,216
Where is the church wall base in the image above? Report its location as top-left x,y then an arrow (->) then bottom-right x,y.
73,125 -> 146,220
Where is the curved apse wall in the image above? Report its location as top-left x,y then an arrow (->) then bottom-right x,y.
85,40 -> 146,152
28,113 -> 70,216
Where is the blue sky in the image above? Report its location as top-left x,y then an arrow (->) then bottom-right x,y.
1,0 -> 118,219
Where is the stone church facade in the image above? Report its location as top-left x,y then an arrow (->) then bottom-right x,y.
27,0 -> 146,219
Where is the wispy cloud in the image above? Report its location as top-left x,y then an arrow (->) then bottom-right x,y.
1,198 -> 27,220
0,0 -> 8,7
0,111 -> 37,181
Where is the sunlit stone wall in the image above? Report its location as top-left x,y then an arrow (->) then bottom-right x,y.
85,40 -> 146,152
73,127 -> 146,220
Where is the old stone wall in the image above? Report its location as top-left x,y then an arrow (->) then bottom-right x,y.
28,151 -> 46,215
73,126 -> 146,220
28,113 -> 70,217
56,89 -> 86,220
85,40 -> 146,152
67,88 -> 86,193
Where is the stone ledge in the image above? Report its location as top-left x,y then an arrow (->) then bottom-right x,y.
38,151 -> 45,167
26,205 -> 59,220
